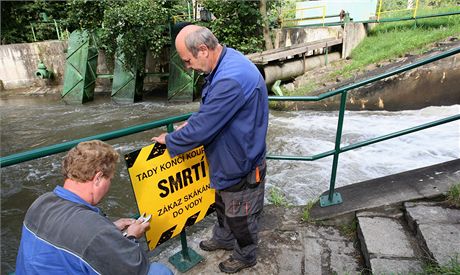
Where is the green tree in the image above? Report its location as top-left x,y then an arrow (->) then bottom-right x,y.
201,0 -> 283,54
202,0 -> 264,54
99,0 -> 175,71
1,0 -> 67,44
65,0 -> 106,31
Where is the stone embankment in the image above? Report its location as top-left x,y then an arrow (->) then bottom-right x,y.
149,159 -> 460,274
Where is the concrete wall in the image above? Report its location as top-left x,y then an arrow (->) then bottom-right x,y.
0,41 -> 67,90
273,23 -> 367,59
0,40 -> 169,92
342,22 -> 368,58
274,26 -> 343,48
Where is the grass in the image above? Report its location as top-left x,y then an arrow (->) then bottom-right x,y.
281,81 -> 318,96
422,255 -> 460,274
267,187 -> 289,207
301,198 -> 317,222
338,218 -> 358,239
446,183 -> 460,207
335,5 -> 460,77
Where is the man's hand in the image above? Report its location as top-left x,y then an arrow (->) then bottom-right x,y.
151,122 -> 186,144
125,219 -> 150,238
151,133 -> 167,144
113,218 -> 135,231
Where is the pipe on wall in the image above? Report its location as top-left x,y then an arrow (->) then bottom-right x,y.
261,52 -> 341,85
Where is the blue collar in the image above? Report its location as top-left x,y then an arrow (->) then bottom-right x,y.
202,46 -> 227,102
54,185 -> 101,214
204,46 -> 227,84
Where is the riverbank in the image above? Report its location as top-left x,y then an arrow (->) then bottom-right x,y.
148,159 -> 460,274
271,38 -> 460,111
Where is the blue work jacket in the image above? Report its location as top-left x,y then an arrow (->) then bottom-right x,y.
166,47 -> 269,190
16,186 -> 148,275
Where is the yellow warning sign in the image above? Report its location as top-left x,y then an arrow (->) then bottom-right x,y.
125,143 -> 215,250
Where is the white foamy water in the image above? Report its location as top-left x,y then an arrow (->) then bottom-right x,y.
266,105 -> 460,205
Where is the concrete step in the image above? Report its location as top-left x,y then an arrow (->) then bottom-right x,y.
404,202 -> 460,266
357,202 -> 460,274
357,208 -> 425,274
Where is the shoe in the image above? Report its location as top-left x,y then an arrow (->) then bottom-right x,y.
199,239 -> 233,251
218,256 -> 257,273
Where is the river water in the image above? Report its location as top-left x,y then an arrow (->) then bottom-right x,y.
1,93 -> 459,272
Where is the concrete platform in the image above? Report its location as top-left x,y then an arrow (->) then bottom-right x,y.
149,206 -> 361,274
310,159 -> 460,221
147,159 -> 460,274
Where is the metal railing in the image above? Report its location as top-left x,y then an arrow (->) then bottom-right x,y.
1,47 -> 459,207
377,0 -> 420,21
281,5 -> 327,27
291,8 -> 460,28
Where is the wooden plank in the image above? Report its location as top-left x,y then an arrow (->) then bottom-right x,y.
247,38 -> 342,64
250,38 -> 342,64
247,37 -> 336,58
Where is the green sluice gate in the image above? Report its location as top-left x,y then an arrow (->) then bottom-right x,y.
167,23 -> 198,102
111,51 -> 144,103
167,48 -> 198,102
61,30 -> 98,104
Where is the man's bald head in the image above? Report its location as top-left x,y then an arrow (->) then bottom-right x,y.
175,25 -> 219,58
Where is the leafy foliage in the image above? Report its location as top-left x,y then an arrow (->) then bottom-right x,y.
1,0 -> 67,44
99,0 -> 174,71
202,0 -> 264,54
66,0 -> 107,31
2,0 -> 282,66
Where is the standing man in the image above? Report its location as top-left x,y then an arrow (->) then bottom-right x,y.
16,140 -> 172,275
152,25 -> 268,273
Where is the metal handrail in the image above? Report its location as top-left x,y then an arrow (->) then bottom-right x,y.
377,0 -> 420,20
1,47 -> 459,207
281,5 -> 327,27
0,113 -> 192,168
291,10 -> 460,28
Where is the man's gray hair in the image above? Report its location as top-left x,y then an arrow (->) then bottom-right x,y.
184,27 -> 219,57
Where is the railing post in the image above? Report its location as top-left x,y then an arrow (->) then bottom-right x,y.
377,0 -> 383,21
325,45 -> 329,65
30,23 -> 37,42
320,92 -> 346,207
322,6 -> 326,26
413,0 -> 419,18
166,122 -> 204,272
